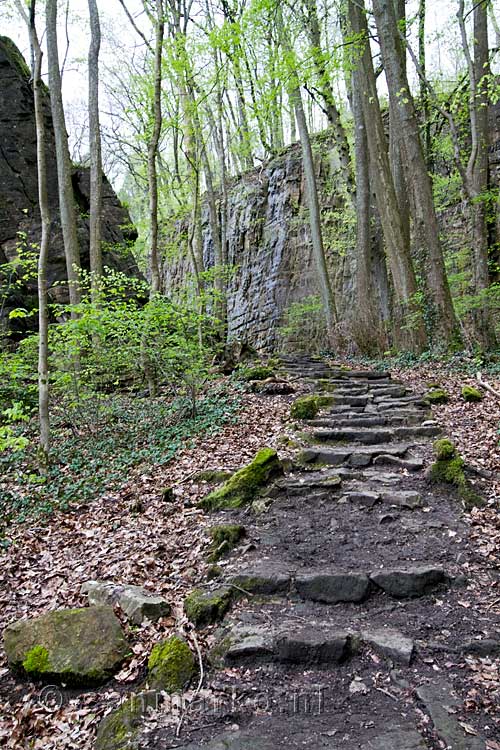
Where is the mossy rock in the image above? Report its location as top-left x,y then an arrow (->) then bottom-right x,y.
3,605 -> 129,686
426,388 -> 449,405
147,636 -> 195,692
429,447 -> 485,511
199,448 -> 282,510
433,438 -> 457,461
462,386 -> 484,403
426,381 -> 441,389
208,525 -> 246,562
317,380 -> 337,393
184,587 -> 233,627
238,365 -> 275,381
206,565 -> 223,580
290,396 -> 320,420
193,469 -> 234,484
95,690 -> 159,750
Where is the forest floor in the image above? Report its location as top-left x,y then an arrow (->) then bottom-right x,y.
0,359 -> 499,749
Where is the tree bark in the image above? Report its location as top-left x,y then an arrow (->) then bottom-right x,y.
147,0 -> 164,295
458,0 -> 496,347
87,0 -> 103,300
348,0 -> 426,352
46,0 -> 81,306
21,0 -> 50,458
373,0 -> 459,347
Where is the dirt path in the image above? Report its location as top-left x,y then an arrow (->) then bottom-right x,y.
137,355 -> 500,750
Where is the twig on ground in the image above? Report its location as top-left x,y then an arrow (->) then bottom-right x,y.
477,372 -> 500,400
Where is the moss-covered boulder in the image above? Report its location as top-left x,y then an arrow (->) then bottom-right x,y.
193,469 -> 234,484
462,385 -> 484,403
147,636 -> 196,692
290,395 -> 320,420
208,524 -> 246,562
433,438 -> 457,461
199,448 -> 282,510
238,365 -> 275,381
184,587 -> 233,627
425,388 -> 449,405
95,690 -> 159,750
290,395 -> 335,420
429,439 -> 485,510
3,605 -> 129,685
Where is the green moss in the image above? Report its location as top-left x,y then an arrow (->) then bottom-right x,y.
95,691 -> 159,750
184,587 -> 232,627
426,388 -> 449,405
208,524 -> 246,561
199,448 -> 282,510
206,565 -> 222,580
238,365 -> 275,381
429,450 -> 485,511
433,438 -> 457,461
462,386 -> 483,403
317,380 -> 337,393
147,636 -> 195,692
207,635 -> 233,669
22,645 -> 51,675
290,396 -> 320,420
193,469 -> 233,484
426,381 -> 441,389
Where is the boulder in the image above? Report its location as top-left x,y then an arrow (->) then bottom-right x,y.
81,580 -> 171,625
95,690 -> 159,750
3,605 -> 129,685
147,636 -> 196,692
184,587 -> 233,627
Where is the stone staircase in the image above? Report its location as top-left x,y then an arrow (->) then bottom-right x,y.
148,356 -> 497,749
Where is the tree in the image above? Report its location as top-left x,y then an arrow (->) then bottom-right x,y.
14,0 -> 50,457
457,0 -> 496,348
348,0 -> 426,352
46,0 -> 81,307
372,0 -> 460,347
87,0 -> 103,300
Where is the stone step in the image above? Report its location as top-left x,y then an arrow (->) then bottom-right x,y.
298,443 -> 414,468
216,622 -> 414,668
376,397 -> 429,410
309,413 -> 427,428
226,564 -> 449,604
343,487 -> 423,509
311,425 -> 440,446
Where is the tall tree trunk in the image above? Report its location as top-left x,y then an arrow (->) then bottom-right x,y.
22,0 -> 50,458
302,0 -> 354,199
418,0 -> 432,167
87,0 -> 103,301
348,0 -> 426,352
373,0 -> 459,347
458,0 -> 496,347
46,0 -> 81,306
147,0 -> 164,295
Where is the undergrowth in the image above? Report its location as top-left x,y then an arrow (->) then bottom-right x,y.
0,384 -> 240,527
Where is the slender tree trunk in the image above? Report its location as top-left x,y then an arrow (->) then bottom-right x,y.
25,0 -> 50,458
87,0 -> 103,301
46,0 -> 81,306
302,0 -> 354,199
418,0 -> 432,167
373,0 -> 459,347
348,0 -> 426,352
147,0 -> 164,295
458,0 -> 496,347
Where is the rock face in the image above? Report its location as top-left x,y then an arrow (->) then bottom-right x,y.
0,37 -> 139,332
3,605 -> 129,685
162,135 -> 353,352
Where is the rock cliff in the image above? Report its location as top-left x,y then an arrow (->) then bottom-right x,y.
0,37 -> 139,333
162,137 -> 353,352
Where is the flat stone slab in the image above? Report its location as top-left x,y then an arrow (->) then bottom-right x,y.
361,727 -> 426,750
81,580 -> 171,624
370,566 -> 447,598
177,733 -> 276,750
299,444 -> 413,468
373,454 -> 424,471
361,628 -> 414,666
275,628 -> 351,664
417,680 -> 485,750
295,571 -> 371,603
226,632 -> 275,662
230,567 -> 291,595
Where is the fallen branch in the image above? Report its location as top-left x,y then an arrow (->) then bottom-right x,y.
476,372 -> 500,400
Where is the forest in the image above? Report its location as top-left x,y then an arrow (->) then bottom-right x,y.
0,0 -> 500,748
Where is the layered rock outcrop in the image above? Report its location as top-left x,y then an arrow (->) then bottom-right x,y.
0,37 -> 139,332
162,137 -> 352,352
